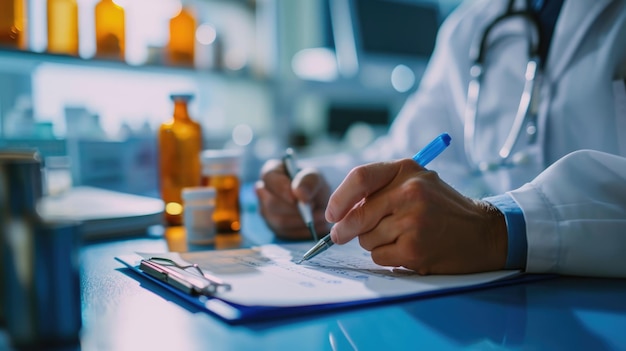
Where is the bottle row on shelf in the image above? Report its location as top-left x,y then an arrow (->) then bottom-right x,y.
0,0 -> 218,68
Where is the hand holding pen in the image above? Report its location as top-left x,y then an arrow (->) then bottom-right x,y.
282,148 -> 319,241
298,133 -> 451,264
255,149 -> 332,241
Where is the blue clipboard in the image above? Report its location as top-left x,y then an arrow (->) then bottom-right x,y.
115,250 -> 554,325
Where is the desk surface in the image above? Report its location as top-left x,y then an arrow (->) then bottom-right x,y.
10,211 -> 626,351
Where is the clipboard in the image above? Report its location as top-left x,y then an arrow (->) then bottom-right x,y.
138,257 -> 232,296
115,242 -> 552,324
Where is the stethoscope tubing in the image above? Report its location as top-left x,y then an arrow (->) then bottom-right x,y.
463,1 -> 544,172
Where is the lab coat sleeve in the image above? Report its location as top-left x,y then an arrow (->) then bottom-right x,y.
508,150 -> 626,278
483,194 -> 528,270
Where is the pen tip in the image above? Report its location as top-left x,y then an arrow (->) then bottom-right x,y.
296,259 -> 303,264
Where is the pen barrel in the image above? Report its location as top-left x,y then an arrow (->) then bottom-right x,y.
412,133 -> 451,166
297,201 -> 313,223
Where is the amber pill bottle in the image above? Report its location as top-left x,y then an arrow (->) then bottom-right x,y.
200,149 -> 242,233
158,94 -> 203,226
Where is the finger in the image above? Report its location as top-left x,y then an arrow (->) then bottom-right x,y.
357,215 -> 400,251
293,168 -> 332,221
260,159 -> 296,204
325,161 -> 401,223
259,161 -> 332,240
259,158 -> 284,176
291,167 -> 324,203
257,185 -> 310,222
329,162 -> 427,245
370,243 -> 409,270
370,228 -> 431,275
256,185 -> 317,240
369,226 -> 425,271
330,189 -> 394,244
256,183 -> 284,219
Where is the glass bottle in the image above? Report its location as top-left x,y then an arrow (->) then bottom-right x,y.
167,3 -> 197,66
158,94 -> 203,226
200,149 -> 242,233
94,0 -> 125,60
0,0 -> 26,49
47,0 -> 79,55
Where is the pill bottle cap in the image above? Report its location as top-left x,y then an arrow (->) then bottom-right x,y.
200,149 -> 242,175
200,149 -> 242,163
182,186 -> 216,202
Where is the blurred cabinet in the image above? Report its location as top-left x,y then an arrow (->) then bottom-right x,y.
0,0 -> 456,188
0,0 -> 279,193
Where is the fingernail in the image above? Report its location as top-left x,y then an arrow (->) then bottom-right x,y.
325,208 -> 335,223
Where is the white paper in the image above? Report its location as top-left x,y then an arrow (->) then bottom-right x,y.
138,240 -> 520,307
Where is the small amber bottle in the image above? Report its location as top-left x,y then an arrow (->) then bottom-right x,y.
47,0 -> 79,55
200,149 -> 242,233
94,0 -> 125,60
158,94 -> 203,226
167,3 -> 197,66
0,0 -> 26,49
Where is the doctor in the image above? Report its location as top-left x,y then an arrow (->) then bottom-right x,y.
256,0 -> 626,277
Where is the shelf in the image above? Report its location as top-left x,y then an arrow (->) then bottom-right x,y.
0,48 -> 270,84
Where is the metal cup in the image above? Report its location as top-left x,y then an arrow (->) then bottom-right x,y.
1,149 -> 43,330
1,150 -> 83,349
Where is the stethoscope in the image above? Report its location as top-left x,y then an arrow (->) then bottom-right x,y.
464,0 -> 544,173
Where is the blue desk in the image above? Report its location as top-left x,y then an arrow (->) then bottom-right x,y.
47,211 -> 626,350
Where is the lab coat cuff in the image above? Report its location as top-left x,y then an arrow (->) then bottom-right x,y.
483,194 -> 527,270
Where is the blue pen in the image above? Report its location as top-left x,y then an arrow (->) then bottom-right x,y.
297,132 -> 452,264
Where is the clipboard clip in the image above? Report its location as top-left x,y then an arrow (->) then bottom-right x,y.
139,257 -> 231,297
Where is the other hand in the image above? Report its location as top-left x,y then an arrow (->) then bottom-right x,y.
255,158 -> 331,240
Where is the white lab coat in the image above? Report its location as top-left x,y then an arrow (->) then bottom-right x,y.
305,0 -> 626,277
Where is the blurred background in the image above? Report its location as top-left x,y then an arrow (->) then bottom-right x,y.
0,0 -> 462,197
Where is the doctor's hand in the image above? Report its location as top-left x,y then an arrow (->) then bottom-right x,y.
255,159 -> 331,240
325,159 -> 508,275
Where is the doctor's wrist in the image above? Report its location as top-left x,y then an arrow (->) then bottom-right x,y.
475,199 -> 508,271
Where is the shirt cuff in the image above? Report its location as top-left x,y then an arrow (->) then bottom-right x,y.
483,194 -> 527,270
